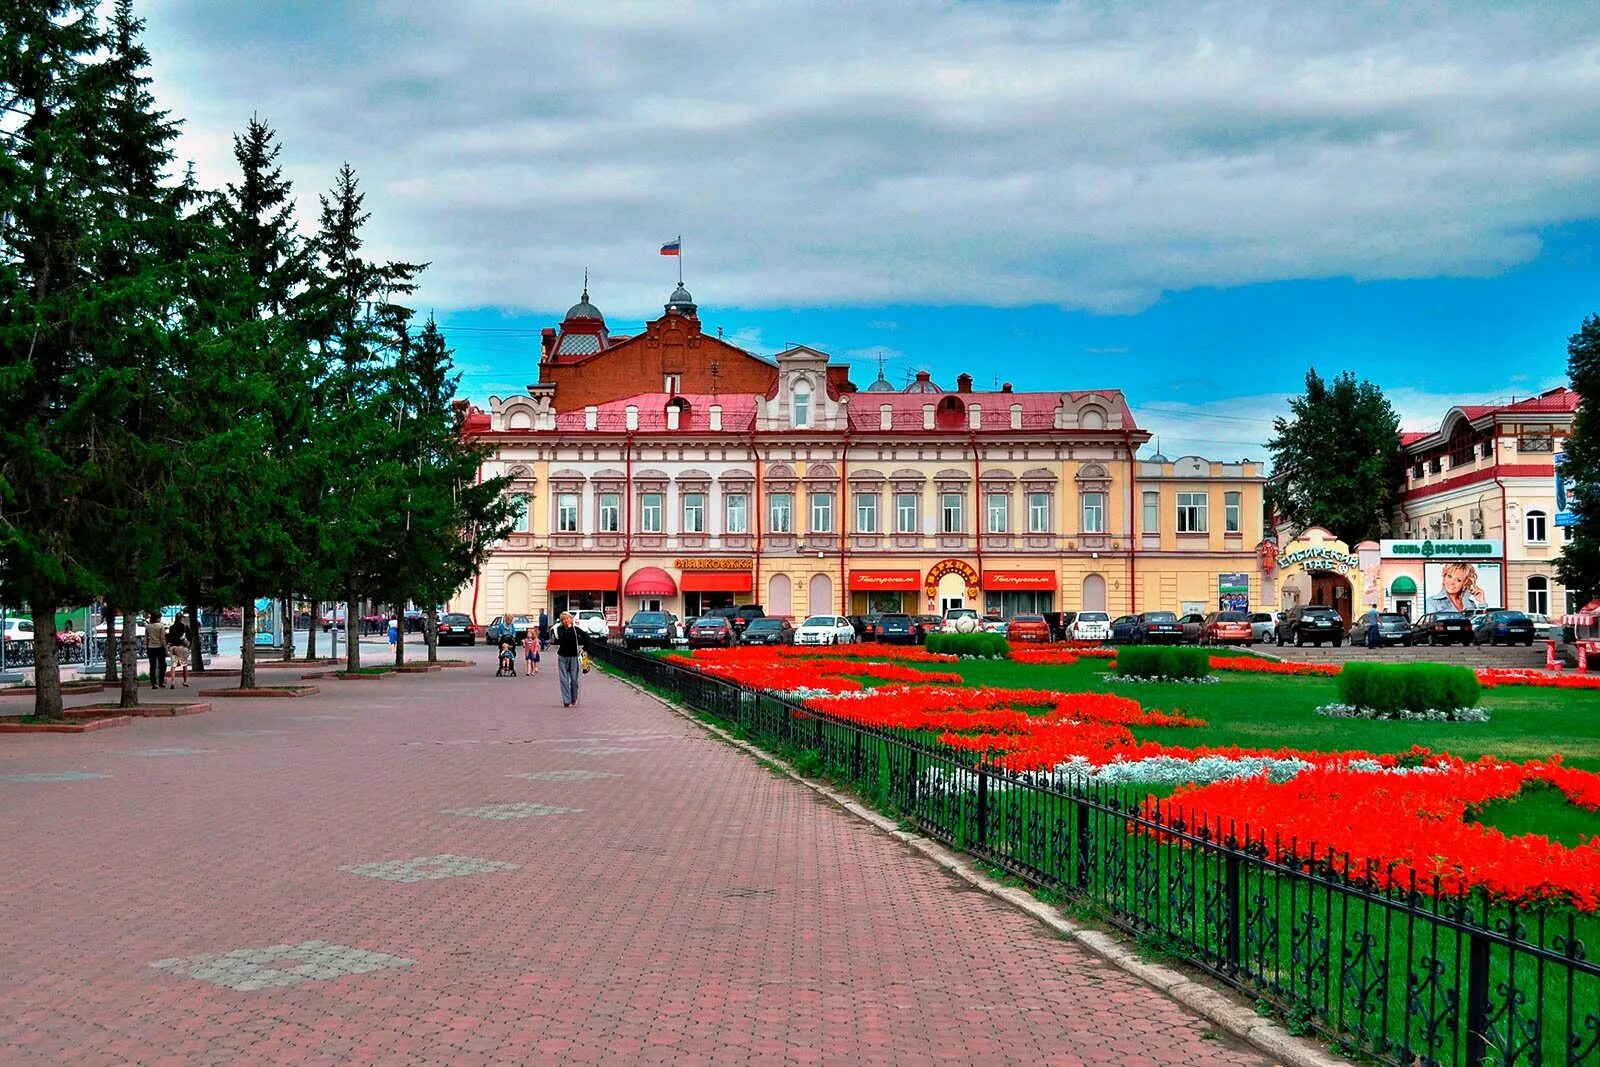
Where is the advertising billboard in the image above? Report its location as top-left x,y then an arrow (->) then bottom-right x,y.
1421,561 -> 1502,614
1556,451 -> 1578,527
1218,572 -> 1249,612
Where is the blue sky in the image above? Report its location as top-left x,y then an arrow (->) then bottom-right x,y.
137,0 -> 1600,458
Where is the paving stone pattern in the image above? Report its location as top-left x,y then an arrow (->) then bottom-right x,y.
0,648 -> 1271,1064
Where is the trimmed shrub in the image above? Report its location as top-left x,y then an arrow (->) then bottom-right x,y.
1337,662 -> 1480,715
1115,646 -> 1211,680
924,632 -> 1010,658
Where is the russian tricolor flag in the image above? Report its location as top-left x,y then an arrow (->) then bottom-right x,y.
660,237 -> 681,256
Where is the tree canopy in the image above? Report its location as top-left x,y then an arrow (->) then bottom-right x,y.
1556,315 -> 1600,600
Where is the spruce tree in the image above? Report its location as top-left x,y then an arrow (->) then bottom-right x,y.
1556,315 -> 1600,600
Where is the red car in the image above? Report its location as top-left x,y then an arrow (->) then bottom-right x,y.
1200,611 -> 1253,646
1007,614 -> 1052,643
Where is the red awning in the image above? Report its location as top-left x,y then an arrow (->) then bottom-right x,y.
1564,599 -> 1600,627
981,570 -> 1057,591
547,570 -> 620,592
623,566 -> 678,596
681,572 -> 753,593
849,569 -> 920,591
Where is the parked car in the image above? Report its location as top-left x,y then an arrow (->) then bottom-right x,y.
1409,611 -> 1472,646
1177,613 -> 1208,644
1123,611 -> 1183,644
1275,605 -> 1345,647
913,614 -> 943,644
574,609 -> 610,640
1348,612 -> 1412,647
3,618 -> 36,643
1048,611 -> 1078,642
319,606 -> 347,631
1247,612 -> 1281,644
875,613 -> 918,644
435,612 -> 476,647
1200,610 -> 1253,646
739,618 -> 795,646
941,608 -> 981,633
622,611 -> 678,649
1472,609 -> 1536,647
688,616 -> 736,648
1524,612 -> 1561,641
1007,614 -> 1051,643
485,614 -> 536,643
982,615 -> 1009,636
1109,615 -> 1139,642
732,605 -> 766,638
1067,611 -> 1111,643
795,615 -> 856,645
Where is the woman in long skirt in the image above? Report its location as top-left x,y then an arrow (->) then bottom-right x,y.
554,610 -> 584,706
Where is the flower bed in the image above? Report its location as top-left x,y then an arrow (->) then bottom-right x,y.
1315,702 -> 1491,723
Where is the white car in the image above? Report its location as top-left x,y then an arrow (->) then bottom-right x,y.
1524,612 -> 1561,642
575,610 -> 610,639
794,615 -> 856,645
941,608 -> 981,633
2,618 -> 35,643
1068,611 -> 1111,642
1247,612 -> 1281,644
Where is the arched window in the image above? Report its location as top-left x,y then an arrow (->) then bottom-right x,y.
792,383 -> 811,428
767,574 -> 792,616
808,573 -> 834,616
1526,510 -> 1548,544
935,395 -> 965,429
1527,575 -> 1550,616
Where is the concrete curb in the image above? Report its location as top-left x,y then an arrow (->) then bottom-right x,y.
609,669 -> 1348,1067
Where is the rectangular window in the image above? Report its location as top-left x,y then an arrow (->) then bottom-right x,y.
793,389 -> 810,428
725,493 -> 748,534
1027,492 -> 1050,533
810,492 -> 833,533
1429,457 -> 1442,474
640,492 -> 663,533
987,493 -> 1009,534
1142,491 -> 1159,534
855,493 -> 878,534
1412,463 -> 1424,480
1526,511 -> 1548,544
511,493 -> 531,533
556,492 -> 579,533
682,492 -> 705,533
1081,492 -> 1105,533
1176,491 -> 1208,533
941,493 -> 964,534
896,493 -> 918,533
769,493 -> 792,534
1225,491 -> 1242,534
664,372 -> 682,394
598,493 -> 620,533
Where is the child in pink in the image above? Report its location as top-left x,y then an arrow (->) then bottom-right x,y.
523,631 -> 541,676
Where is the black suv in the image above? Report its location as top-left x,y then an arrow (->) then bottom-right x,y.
1275,605 -> 1346,647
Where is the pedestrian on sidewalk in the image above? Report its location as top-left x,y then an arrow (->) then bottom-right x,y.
523,629 -> 541,676
538,609 -> 550,643
166,612 -> 192,688
145,612 -> 168,689
554,610 -> 585,707
1364,605 -> 1381,651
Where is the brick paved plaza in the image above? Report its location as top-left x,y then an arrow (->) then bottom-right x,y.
0,653 -> 1269,1065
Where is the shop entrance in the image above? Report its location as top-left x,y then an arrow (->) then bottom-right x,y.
684,591 -> 737,617
1310,572 -> 1353,629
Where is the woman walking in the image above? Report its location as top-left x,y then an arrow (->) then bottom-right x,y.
554,610 -> 585,707
166,610 -> 192,688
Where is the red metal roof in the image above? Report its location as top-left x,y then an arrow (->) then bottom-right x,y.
845,390 -> 1139,433
550,393 -> 758,433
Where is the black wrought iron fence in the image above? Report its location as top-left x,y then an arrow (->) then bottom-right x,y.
590,639 -> 1600,1067
1,630 -> 220,670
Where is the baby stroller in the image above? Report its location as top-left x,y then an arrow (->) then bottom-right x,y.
495,641 -> 517,677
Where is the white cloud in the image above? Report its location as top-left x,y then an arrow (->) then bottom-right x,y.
140,0 -> 1600,319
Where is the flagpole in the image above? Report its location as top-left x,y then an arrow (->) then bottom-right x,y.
677,234 -> 683,286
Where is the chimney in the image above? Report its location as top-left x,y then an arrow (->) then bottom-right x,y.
625,405 -> 639,431
956,372 -> 973,394
540,328 -> 557,361
709,404 -> 723,431
584,405 -> 598,431
1001,382 -> 1013,393
665,404 -> 680,431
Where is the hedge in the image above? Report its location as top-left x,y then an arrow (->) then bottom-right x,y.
1337,662 -> 1481,714
1114,646 -> 1212,680
924,632 -> 1011,658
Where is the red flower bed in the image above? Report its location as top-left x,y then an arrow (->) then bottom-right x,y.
1476,668 -> 1600,690
1010,649 -> 1082,666
1210,656 -> 1341,677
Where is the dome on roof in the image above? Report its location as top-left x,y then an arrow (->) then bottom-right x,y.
665,283 -> 697,316
903,370 -> 941,394
1147,452 -> 1170,464
865,370 -> 896,393
564,283 -> 603,323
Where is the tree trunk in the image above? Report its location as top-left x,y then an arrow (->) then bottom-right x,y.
305,600 -> 318,661
120,609 -> 140,708
426,607 -> 439,664
345,594 -> 360,672
189,604 -> 202,672
394,603 -> 405,667
104,605 -> 119,683
281,595 -> 293,661
32,600 -> 62,721
240,598 -> 257,689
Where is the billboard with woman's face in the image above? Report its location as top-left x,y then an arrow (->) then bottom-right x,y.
1423,561 -> 1501,613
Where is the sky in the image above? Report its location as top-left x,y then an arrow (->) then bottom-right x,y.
137,0 -> 1600,459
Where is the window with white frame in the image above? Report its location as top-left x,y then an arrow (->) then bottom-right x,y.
1142,491 -> 1159,534
556,492 -> 579,533
810,492 -> 833,533
1526,509 -> 1548,544
725,493 -> 748,534
792,384 -> 811,428
1225,491 -> 1242,534
1176,492 -> 1208,533
1027,492 -> 1050,533
941,493 -> 964,534
896,493 -> 918,533
598,493 -> 620,533
1081,491 -> 1105,533
682,492 -> 705,533
511,492 -> 531,533
640,492 -> 663,533
769,492 -> 792,533
663,372 -> 682,394
855,493 -> 878,534
1527,575 -> 1550,615
987,493 -> 1009,533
